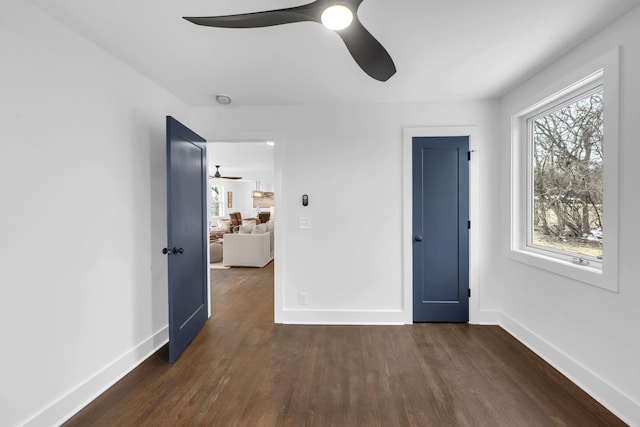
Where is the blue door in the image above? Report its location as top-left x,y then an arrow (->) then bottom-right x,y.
165,116 -> 208,362
413,136 -> 469,322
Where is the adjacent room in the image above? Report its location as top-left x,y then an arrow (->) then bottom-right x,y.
206,142 -> 275,269
2,0 -> 639,425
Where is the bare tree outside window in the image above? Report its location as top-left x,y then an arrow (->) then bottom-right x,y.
530,88 -> 603,260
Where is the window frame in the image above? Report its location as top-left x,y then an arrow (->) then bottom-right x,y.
509,48 -> 619,292
210,184 -> 225,218
526,82 -> 604,265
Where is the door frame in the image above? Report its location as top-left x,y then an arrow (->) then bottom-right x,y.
402,126 -> 480,324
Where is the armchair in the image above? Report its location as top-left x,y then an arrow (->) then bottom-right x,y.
223,232 -> 273,267
229,212 -> 242,233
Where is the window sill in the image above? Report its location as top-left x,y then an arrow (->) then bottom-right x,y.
507,248 -> 617,293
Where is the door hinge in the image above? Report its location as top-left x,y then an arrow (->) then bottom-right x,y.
468,151 -> 471,161
468,289 -> 471,298
468,220 -> 471,229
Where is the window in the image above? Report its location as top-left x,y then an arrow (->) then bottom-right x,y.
510,48 -> 619,291
211,185 -> 224,217
529,86 -> 603,263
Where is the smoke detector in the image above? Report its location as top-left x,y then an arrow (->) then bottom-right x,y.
215,94 -> 232,105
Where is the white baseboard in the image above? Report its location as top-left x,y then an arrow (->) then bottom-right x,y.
499,312 -> 640,426
23,327 -> 169,427
278,309 -> 406,325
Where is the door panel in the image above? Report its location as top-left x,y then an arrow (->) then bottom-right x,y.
166,116 -> 208,362
413,136 -> 469,322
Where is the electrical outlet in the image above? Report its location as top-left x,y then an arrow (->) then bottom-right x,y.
298,292 -> 307,305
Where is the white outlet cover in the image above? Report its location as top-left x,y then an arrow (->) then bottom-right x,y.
298,292 -> 307,305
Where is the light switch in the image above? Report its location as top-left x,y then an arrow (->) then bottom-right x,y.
299,217 -> 311,229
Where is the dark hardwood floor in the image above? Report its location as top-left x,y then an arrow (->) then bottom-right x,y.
65,262 -> 625,426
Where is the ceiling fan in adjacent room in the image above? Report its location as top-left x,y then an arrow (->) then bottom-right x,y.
183,0 -> 396,82
210,165 -> 242,180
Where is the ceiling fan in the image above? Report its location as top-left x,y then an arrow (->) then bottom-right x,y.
210,165 -> 242,180
183,0 -> 396,82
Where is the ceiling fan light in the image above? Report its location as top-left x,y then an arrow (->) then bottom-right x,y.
321,5 -> 353,31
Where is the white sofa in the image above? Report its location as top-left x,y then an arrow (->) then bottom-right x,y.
222,232 -> 273,267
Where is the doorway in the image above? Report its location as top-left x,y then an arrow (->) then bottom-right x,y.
205,139 -> 279,320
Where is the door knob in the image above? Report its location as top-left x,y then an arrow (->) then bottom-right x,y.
162,247 -> 184,255
414,235 -> 423,242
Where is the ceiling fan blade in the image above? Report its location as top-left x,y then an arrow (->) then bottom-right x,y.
212,165 -> 243,180
185,0 -> 395,81
209,175 -> 243,180
335,18 -> 396,81
184,2 -> 323,29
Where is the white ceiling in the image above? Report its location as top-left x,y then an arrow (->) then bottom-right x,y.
32,0 -> 640,106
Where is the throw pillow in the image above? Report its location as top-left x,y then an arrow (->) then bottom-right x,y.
252,223 -> 267,234
239,224 -> 255,234
266,220 -> 275,232
217,219 -> 231,232
242,220 -> 256,233
242,219 -> 257,226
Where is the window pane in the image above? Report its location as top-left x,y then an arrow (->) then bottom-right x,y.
211,186 -> 223,217
531,89 -> 603,260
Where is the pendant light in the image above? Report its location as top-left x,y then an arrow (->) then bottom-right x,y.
252,181 -> 264,198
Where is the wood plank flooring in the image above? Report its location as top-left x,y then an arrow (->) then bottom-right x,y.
65,262 -> 625,426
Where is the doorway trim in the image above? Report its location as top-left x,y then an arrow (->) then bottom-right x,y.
402,126 -> 479,324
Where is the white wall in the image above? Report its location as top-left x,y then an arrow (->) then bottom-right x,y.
497,7 -> 640,424
191,100 -> 502,325
0,1 -> 190,425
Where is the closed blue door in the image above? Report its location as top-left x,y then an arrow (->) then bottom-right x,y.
166,116 -> 208,362
413,136 -> 469,322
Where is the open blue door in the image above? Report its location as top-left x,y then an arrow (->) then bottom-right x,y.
165,116 -> 208,362
413,136 -> 469,322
